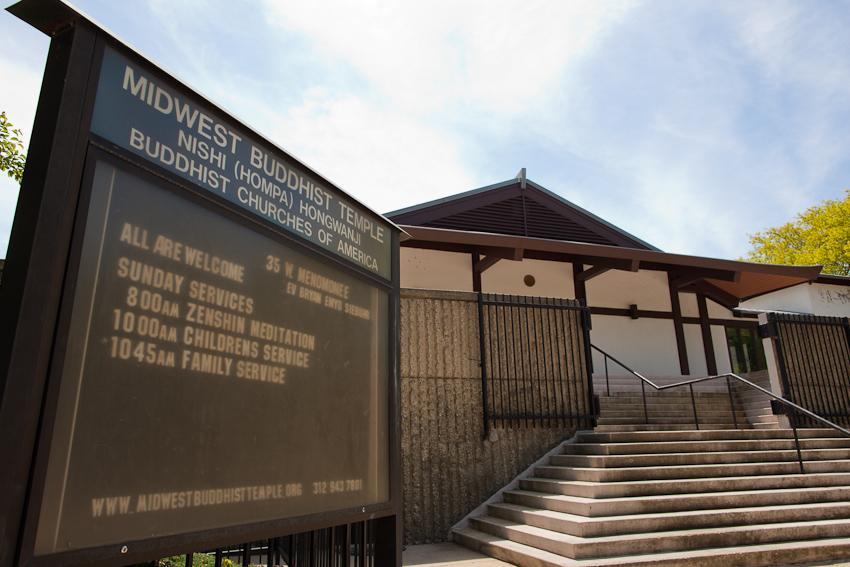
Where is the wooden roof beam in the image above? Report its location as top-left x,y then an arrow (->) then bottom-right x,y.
691,281 -> 740,310
474,255 -> 502,274
576,265 -> 611,283
670,269 -> 740,289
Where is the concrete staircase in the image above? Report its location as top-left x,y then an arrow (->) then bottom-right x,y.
592,374 -> 755,432
453,376 -> 850,565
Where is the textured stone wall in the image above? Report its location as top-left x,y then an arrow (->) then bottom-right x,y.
400,289 -> 577,544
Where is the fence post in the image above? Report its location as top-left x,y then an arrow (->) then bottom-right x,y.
477,292 -> 490,439
761,312 -> 792,429
579,300 -> 596,428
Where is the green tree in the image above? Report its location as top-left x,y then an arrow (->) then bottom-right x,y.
0,111 -> 27,183
746,190 -> 850,275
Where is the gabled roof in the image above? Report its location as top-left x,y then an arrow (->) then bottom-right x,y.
386,175 -> 659,251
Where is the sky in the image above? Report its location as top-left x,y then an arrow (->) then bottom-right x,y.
1,0 -> 849,260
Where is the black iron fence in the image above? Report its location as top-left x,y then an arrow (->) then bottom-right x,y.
142,519 -> 380,567
476,293 -> 595,435
769,312 -> 850,428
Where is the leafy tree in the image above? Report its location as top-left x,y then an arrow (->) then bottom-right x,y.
0,111 -> 27,183
746,190 -> 850,275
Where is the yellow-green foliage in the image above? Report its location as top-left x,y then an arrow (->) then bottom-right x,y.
158,555 -> 246,567
746,190 -> 850,276
0,111 -> 26,183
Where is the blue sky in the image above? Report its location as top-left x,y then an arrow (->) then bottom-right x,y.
1,0 -> 849,260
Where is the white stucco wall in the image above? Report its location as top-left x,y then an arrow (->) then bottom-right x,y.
679,293 -> 699,317
712,325 -> 732,374
398,249 -> 748,378
706,298 -> 736,319
481,258 -> 575,298
590,315 -> 681,377
400,248 -> 473,292
740,282 -> 850,317
809,283 -> 850,317
683,324 -> 708,376
586,269 -> 671,310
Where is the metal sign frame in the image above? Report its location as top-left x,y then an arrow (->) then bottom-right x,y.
0,2 -> 402,566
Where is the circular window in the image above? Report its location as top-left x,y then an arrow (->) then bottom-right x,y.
523,274 -> 536,287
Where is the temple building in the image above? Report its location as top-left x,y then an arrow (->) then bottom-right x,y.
388,169 -> 850,378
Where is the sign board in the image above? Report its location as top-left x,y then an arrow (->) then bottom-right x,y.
0,2 -> 400,566
91,47 -> 392,280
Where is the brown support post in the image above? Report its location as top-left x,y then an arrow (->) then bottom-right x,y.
697,293 -> 718,375
471,251 -> 482,292
573,263 -> 586,302
668,274 -> 690,375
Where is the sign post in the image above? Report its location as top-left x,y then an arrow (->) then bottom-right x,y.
0,2 -> 401,566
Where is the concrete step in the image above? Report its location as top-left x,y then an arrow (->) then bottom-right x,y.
596,417 -> 741,425
594,390 -> 733,397
503,485 -> 850,516
750,413 -> 780,423
598,410 -> 747,418
486,500 -> 850,538
593,423 -> 749,431
579,428 -> 841,443
598,399 -> 741,407
563,437 -> 850,455
550,448 -> 850,468
460,518 -> 850,564
535,459 -> 850,482
520,472 -> 850,499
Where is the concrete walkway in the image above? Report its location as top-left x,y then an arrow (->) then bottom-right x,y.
403,543 -> 512,566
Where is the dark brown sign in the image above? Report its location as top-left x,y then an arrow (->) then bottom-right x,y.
91,47 -> 392,280
33,158 -> 390,554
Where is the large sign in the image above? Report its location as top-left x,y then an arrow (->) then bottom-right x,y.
0,3 -> 399,566
91,47 -> 391,280
33,158 -> 389,553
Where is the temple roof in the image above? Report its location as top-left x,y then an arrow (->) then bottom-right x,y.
387,173 -> 658,250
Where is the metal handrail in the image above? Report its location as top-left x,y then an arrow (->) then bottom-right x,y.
591,343 -> 850,472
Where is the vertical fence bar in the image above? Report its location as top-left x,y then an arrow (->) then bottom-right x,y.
823,320 -> 850,427
505,295 -> 518,426
796,318 -> 825,426
494,296 -> 506,427
359,521 -> 367,567
604,355 -> 610,397
561,305 -> 577,428
186,553 -> 193,567
240,543 -> 249,567
548,298 -> 568,427
476,292 -> 489,438
511,296 -> 529,427
214,549 -> 222,567
580,303 -> 595,427
532,296 -> 545,424
812,317 -> 838,425
344,523 -> 351,567
520,296 -> 538,425
535,298 -> 553,427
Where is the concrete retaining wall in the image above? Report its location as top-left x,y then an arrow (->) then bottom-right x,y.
400,289 -> 576,544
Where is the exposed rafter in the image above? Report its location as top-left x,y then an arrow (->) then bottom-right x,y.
576,265 -> 611,283
474,255 -> 502,274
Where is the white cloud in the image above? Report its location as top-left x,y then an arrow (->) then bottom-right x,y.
252,87 -> 478,213
260,1 -> 636,117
